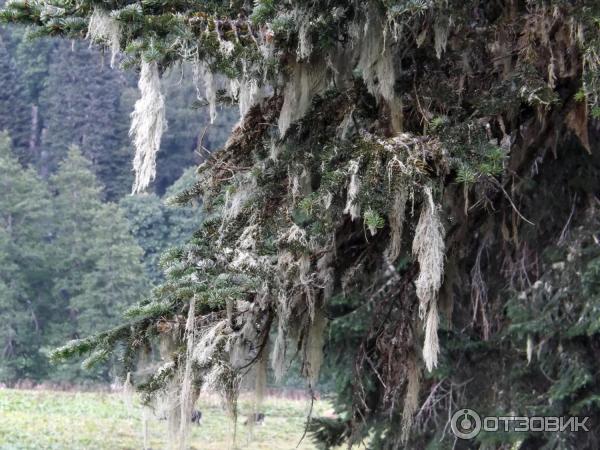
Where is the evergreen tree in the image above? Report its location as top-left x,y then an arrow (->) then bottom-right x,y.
0,132 -> 53,381
120,167 -> 202,283
5,1 -> 600,449
70,203 -> 147,347
1,23 -> 228,195
47,146 -> 149,381
119,192 -> 169,284
12,34 -> 56,168
163,167 -> 203,245
40,41 -> 131,198
0,34 -> 30,156
0,140 -> 153,384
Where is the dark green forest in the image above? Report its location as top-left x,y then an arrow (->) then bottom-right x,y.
0,23 -> 234,384
1,0 -> 600,449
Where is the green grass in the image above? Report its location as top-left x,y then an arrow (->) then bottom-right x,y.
0,389 -> 329,449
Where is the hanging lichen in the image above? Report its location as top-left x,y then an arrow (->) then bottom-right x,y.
433,17 -> 450,59
177,296 -> 197,450
86,8 -> 120,68
343,160 -> 361,221
278,60 -> 328,136
356,5 -> 402,132
401,355 -> 421,441
22,1 -> 600,449
130,60 -> 167,194
386,188 -> 408,263
412,186 -> 445,371
193,60 -> 218,124
302,307 -> 328,389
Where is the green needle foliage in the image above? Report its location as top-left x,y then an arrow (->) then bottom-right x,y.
3,1 -> 600,449
0,138 -> 150,384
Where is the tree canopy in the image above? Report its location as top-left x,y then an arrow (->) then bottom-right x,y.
0,137 -> 150,383
3,1 -> 600,449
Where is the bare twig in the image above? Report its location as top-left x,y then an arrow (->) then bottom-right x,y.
557,192 -> 577,246
489,177 -> 535,226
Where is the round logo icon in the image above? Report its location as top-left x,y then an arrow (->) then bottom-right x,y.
451,408 -> 482,439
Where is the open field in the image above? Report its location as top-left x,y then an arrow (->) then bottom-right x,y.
0,389 -> 331,450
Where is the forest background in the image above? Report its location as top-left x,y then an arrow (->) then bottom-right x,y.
0,17 -> 236,385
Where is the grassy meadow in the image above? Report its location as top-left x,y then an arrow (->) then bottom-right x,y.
0,389 -> 331,450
